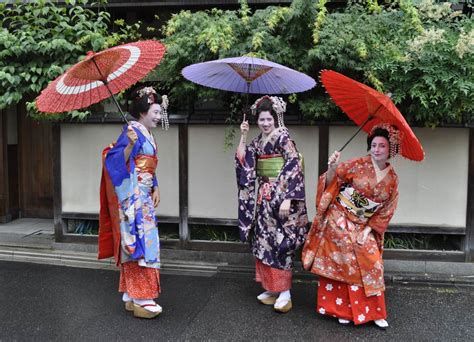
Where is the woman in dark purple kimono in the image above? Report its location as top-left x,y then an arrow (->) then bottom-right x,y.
235,96 -> 308,313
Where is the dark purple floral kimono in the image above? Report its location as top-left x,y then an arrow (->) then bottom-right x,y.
236,127 -> 308,270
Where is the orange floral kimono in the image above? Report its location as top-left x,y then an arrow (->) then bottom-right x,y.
302,155 -> 398,297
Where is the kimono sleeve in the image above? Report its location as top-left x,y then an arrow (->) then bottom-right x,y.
235,139 -> 258,242
335,157 -> 358,185
104,125 -> 144,202
302,170 -> 339,270
368,179 -> 399,236
272,129 -> 305,204
315,157 -> 359,220
315,172 -> 339,218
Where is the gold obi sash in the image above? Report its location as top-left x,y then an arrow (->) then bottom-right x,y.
336,184 -> 381,219
134,154 -> 158,174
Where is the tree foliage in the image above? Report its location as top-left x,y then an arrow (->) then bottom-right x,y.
0,0 -> 140,119
158,0 -> 473,126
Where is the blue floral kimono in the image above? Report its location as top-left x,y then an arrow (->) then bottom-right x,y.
236,127 -> 308,270
105,121 -> 160,269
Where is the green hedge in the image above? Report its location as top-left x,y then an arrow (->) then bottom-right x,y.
158,0 -> 473,126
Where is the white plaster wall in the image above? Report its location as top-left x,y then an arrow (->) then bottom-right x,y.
61,124 -> 179,216
188,125 -> 320,220
154,126 -> 180,217
329,126 -> 468,228
60,124 -> 469,228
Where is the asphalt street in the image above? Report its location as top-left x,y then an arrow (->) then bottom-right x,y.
0,261 -> 472,341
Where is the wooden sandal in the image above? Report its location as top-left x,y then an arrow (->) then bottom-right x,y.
273,299 -> 292,313
133,303 -> 162,319
125,301 -> 134,312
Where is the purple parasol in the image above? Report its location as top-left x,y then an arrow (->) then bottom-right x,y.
181,56 -> 316,94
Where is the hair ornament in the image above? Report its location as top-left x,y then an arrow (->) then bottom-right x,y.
137,86 -> 157,104
250,95 -> 287,127
160,95 -> 169,130
369,123 -> 404,158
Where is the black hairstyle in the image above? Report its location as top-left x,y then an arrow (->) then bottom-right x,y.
367,127 -> 390,151
254,97 -> 277,122
128,86 -> 162,119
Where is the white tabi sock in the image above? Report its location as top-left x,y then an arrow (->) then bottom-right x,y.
338,318 -> 350,325
277,290 -> 291,302
122,292 -> 131,302
374,319 -> 389,328
257,291 -> 277,300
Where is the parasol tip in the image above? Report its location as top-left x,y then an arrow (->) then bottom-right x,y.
85,51 -> 96,60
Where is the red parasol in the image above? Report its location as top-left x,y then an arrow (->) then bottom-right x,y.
321,70 -> 424,161
36,40 -> 166,123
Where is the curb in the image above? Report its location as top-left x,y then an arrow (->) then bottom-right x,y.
1,244 -> 473,287
0,246 -> 221,277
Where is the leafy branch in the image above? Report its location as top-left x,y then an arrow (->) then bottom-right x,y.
160,0 -> 473,126
0,0 -> 141,119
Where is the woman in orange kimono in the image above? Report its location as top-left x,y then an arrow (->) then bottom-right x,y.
302,124 -> 401,329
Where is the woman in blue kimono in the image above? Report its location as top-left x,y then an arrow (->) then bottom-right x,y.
99,86 -> 169,319
235,96 -> 308,313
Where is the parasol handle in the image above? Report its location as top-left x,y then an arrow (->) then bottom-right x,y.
338,116 -> 373,152
91,58 -> 130,125
244,80 -> 251,122
105,87 -> 130,125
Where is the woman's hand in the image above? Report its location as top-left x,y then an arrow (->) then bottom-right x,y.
124,126 -> 138,162
240,120 -> 249,136
327,150 -> 341,171
325,150 -> 341,186
237,119 -> 249,160
357,227 -> 372,245
279,199 -> 291,220
152,188 -> 160,208
126,125 -> 138,146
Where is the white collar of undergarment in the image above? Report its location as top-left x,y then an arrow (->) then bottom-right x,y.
260,127 -> 284,147
131,121 -> 156,150
371,156 -> 391,183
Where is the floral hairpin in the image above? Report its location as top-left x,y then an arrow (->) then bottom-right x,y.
137,86 -> 157,104
370,123 -> 404,158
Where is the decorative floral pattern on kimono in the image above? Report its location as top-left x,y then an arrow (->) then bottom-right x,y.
236,127 -> 308,270
302,155 -> 398,296
105,121 -> 160,269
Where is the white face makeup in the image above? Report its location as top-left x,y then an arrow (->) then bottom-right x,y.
257,110 -> 276,135
370,136 -> 390,164
139,103 -> 162,130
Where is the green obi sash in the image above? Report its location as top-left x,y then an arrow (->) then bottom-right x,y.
256,155 -> 284,178
256,154 -> 304,178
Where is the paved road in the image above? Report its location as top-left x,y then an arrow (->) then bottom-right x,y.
0,261 -> 472,341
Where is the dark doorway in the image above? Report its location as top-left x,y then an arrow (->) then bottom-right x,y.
17,103 -> 54,218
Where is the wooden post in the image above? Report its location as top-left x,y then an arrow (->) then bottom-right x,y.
318,125 -> 329,176
178,123 -> 189,248
52,124 -> 66,242
0,109 -> 10,223
465,127 -> 474,262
